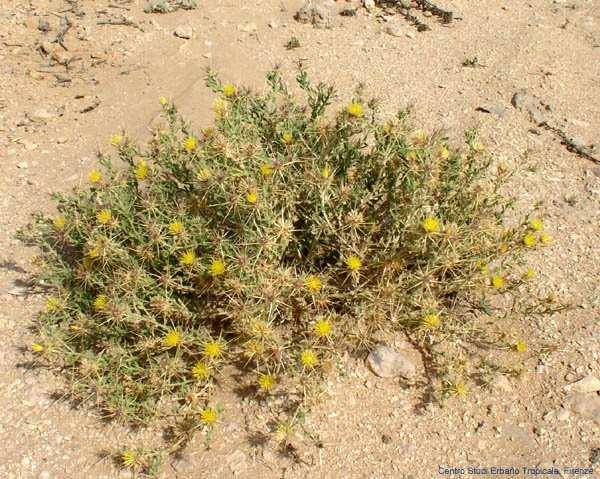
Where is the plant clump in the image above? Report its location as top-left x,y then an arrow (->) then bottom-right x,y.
20,69 -> 559,469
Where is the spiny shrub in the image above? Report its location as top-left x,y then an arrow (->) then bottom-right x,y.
20,69 -> 558,466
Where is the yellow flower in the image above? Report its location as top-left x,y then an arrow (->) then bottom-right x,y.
523,233 -> 537,248
200,407 -> 218,425
110,134 -> 123,147
529,218 -> 543,231
346,101 -> 364,117
411,130 -> 427,144
515,340 -> 527,353
421,217 -> 440,233
159,96 -> 168,106
258,373 -> 276,391
88,169 -> 102,183
135,160 -> 148,180
197,168 -> 212,181
423,313 -> 441,329
346,255 -> 362,272
472,140 -> 485,152
87,246 -> 100,259
438,146 -> 450,159
121,450 -> 137,468
210,260 -> 225,277
453,382 -> 468,398
304,275 -> 321,292
182,136 -> 198,152
222,83 -> 237,97
164,329 -> 182,347
46,296 -> 60,312
52,216 -> 66,231
213,97 -> 229,117
203,340 -> 223,359
191,361 -> 210,381
96,209 -> 112,225
314,318 -> 332,337
179,250 -> 196,267
300,350 -> 318,368
406,150 -> 418,162
260,163 -> 273,176
31,343 -> 44,353
246,191 -> 257,204
169,221 -> 184,235
499,242 -> 509,254
321,166 -> 331,178
491,275 -> 505,289
525,268 -> 536,280
540,232 -> 553,245
93,294 -> 108,312
281,131 -> 293,144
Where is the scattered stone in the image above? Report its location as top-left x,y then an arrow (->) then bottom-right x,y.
565,393 -> 600,424
294,2 -> 332,29
363,0 -> 376,11
29,108 -> 56,123
564,375 -> 600,394
511,89 -> 549,125
268,20 -> 278,28
340,8 -> 357,16
38,19 -> 50,32
476,105 -> 508,117
381,433 -> 392,444
385,22 -> 403,37
366,344 -> 416,379
174,25 -> 193,39
590,448 -> 600,465
556,408 -> 570,422
491,374 -> 513,392
406,31 -> 415,39
17,161 -> 29,169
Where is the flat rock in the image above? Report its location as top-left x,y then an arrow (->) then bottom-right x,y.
29,108 -> 56,122
366,344 -> 416,379
476,105 -> 508,117
511,89 -> 549,125
565,392 -> 600,425
564,375 -> 600,394
385,22 -> 403,37
174,25 -> 193,39
294,2 -> 332,29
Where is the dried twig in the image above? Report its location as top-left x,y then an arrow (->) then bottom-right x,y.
544,124 -> 600,164
397,8 -> 430,31
52,15 -> 72,49
80,97 -> 101,113
97,16 -> 144,31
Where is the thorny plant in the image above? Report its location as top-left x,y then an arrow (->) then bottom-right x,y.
19,68 -> 562,475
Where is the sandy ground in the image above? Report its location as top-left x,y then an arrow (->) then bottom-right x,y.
1,0 -> 599,477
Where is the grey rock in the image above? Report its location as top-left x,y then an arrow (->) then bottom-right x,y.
367,344 -> 416,379
511,89 -> 549,125
565,392 -> 600,424
564,375 -> 600,394
294,2 -> 332,29
385,22 -> 403,37
174,25 -> 193,39
476,105 -> 508,117
29,108 -> 56,122
556,408 -> 570,421
363,0 -> 376,10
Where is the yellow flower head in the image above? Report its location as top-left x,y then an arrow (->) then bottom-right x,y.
411,130 -> 427,144
31,343 -> 44,353
258,373 -> 276,391
421,217 -> 440,233
164,329 -> 182,347
346,255 -> 362,272
197,168 -> 212,181
110,134 -> 123,147
472,140 -> 485,152
182,136 -> 198,152
191,361 -> 210,381
453,382 -> 468,398
93,294 -> 108,312
499,242 -> 509,254
515,340 -> 527,353
282,131 -> 293,144
260,163 -> 273,176
203,340 -> 223,359
169,221 -> 184,235
304,275 -> 322,292
423,313 -> 441,329
200,407 -> 218,425
246,191 -> 258,204
540,232 -> 553,245
213,97 -> 229,117
88,169 -> 102,184
210,260 -> 225,277
159,96 -> 168,106
179,250 -> 196,267
438,146 -> 450,159
525,268 -> 536,280
300,349 -> 318,368
96,209 -> 112,225
523,233 -> 537,248
491,275 -> 505,289
529,218 -> 543,231
346,101 -> 364,117
135,160 -> 148,180
46,296 -> 60,312
314,318 -> 332,337
222,83 -> 237,97
121,450 -> 137,468
52,215 -> 66,231
321,166 -> 331,179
